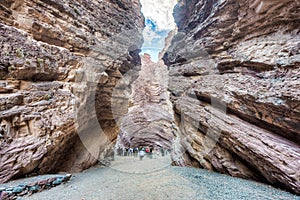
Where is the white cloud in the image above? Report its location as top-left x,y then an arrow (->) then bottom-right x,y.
140,0 -> 177,31
143,26 -> 160,45
140,0 -> 177,62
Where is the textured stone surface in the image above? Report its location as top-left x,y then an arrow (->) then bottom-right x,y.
163,0 -> 300,194
0,0 -> 144,183
116,55 -> 175,149
0,174 -> 71,199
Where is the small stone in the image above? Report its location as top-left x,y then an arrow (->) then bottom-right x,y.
0,191 -> 9,199
12,186 -> 23,194
27,182 -> 38,187
65,174 -> 72,181
18,184 -> 26,188
5,187 -> 13,191
52,178 -> 63,185
47,177 -> 57,184
194,175 -> 202,179
29,185 -> 40,192
38,180 -> 48,185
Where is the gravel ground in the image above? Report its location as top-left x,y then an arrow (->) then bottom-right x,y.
20,155 -> 299,200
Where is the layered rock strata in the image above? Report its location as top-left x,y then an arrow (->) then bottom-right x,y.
116,55 -> 175,149
163,0 -> 300,194
0,0 -> 144,183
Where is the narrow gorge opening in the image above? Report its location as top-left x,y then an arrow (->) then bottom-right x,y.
139,0 -> 177,63
108,0 -> 179,173
0,0 -> 299,199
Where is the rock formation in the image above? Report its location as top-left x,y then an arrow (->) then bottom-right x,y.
0,0 -> 144,183
1,0 -> 299,196
163,0 -> 300,194
116,54 -> 175,149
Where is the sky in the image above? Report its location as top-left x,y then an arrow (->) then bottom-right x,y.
140,0 -> 177,62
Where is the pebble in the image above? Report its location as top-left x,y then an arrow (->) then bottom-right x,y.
12,186 -> 24,193
29,186 -> 40,192
5,187 -> 13,191
0,174 -> 72,198
52,179 -> 63,185
22,157 -> 300,200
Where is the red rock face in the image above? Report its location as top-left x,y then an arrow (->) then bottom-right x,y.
116,55 -> 175,149
163,0 -> 300,194
0,0 -> 144,183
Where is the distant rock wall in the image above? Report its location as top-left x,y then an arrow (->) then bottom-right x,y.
0,0 -> 144,183
163,0 -> 300,194
117,55 -> 175,149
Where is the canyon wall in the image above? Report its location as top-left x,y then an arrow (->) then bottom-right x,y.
163,0 -> 300,194
116,54 -> 175,149
0,0 -> 144,183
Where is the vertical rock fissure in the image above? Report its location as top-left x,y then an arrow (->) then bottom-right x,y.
115,0 -> 179,151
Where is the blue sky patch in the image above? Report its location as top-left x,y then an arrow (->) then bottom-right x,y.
146,18 -> 157,31
140,0 -> 177,63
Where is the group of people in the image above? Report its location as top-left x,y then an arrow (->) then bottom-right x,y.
116,147 -> 139,157
116,146 -> 169,160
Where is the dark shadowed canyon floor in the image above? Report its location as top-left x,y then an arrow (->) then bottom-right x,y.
21,155 -> 300,200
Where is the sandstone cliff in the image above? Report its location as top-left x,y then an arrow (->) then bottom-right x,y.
0,0 -> 144,183
163,0 -> 300,194
116,54 -> 175,149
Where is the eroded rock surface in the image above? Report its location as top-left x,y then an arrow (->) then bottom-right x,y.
0,0 -> 144,183
116,55 -> 175,149
163,0 -> 300,194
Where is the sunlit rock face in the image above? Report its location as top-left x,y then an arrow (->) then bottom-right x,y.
163,0 -> 300,194
0,0 -> 144,183
116,54 -> 175,149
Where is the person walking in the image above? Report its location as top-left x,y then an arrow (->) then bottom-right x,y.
122,148 -> 125,156
160,147 -> 164,157
117,148 -> 121,156
129,148 -> 133,156
156,148 -> 160,157
149,147 -> 153,159
139,149 -> 145,160
134,147 -> 138,157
